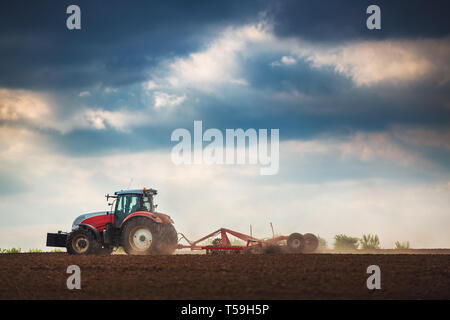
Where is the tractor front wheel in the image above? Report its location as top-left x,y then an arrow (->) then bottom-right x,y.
66,229 -> 100,255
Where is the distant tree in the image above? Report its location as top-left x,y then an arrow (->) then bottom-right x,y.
394,241 -> 410,250
360,234 -> 381,250
334,234 -> 359,251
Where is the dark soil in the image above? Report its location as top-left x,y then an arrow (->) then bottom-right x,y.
0,252 -> 449,299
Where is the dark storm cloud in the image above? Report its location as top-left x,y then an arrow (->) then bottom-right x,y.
270,0 -> 450,41
166,53 -> 450,139
2,1 -> 449,90
36,41 -> 448,157
1,0 -> 449,176
0,0 -> 268,89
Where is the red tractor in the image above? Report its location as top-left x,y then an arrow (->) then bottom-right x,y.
47,187 -> 320,255
46,188 -> 178,255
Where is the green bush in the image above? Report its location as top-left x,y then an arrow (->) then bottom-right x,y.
333,234 -> 359,251
0,248 -> 22,253
394,241 -> 410,250
27,248 -> 43,253
49,249 -> 63,253
360,234 -> 380,250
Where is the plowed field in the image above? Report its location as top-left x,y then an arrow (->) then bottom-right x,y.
0,252 -> 449,299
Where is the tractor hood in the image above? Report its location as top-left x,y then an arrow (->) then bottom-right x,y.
72,211 -> 109,230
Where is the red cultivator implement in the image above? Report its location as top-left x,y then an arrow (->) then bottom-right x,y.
176,226 -> 319,254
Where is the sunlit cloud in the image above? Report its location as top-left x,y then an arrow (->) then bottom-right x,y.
294,38 -> 450,86
0,88 -> 51,123
145,22 -> 272,93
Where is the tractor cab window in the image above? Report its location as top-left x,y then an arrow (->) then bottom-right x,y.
115,194 -> 141,226
142,196 -> 152,212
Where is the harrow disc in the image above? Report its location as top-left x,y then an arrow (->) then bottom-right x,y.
302,233 -> 319,253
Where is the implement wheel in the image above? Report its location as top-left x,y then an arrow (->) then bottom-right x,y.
287,233 -> 305,253
302,233 -> 319,253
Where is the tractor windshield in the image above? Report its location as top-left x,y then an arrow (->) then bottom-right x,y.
115,194 -> 141,226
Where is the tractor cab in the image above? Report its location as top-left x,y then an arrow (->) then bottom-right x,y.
107,188 -> 158,227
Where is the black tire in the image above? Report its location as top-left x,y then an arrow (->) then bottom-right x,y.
287,233 -> 305,253
121,217 -> 159,255
66,229 -> 101,255
155,223 -> 178,255
302,233 -> 319,253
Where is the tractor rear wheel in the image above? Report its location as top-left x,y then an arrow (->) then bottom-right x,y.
287,233 -> 305,253
302,233 -> 319,253
121,217 -> 159,255
155,223 -> 178,255
66,229 -> 100,255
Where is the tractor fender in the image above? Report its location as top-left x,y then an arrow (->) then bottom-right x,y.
77,223 -> 101,240
120,211 -> 171,230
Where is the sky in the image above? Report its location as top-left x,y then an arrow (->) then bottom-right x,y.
0,0 -> 449,250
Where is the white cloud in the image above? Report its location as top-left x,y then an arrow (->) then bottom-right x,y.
0,88 -> 158,133
271,55 -> 297,67
146,22 -> 272,93
104,87 -> 118,93
153,91 -> 186,109
281,56 -> 296,65
144,21 -> 450,95
81,108 -> 154,132
144,80 -> 158,91
283,128 -> 434,169
79,91 -> 91,97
